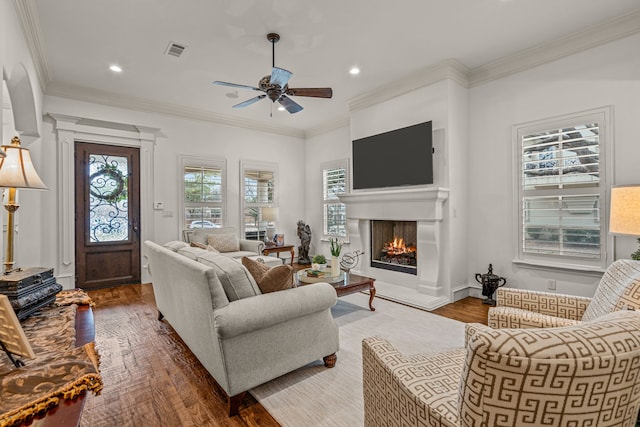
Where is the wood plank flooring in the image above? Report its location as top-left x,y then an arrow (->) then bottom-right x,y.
80,282 -> 489,427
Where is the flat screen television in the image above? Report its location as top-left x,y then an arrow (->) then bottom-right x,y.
352,121 -> 433,190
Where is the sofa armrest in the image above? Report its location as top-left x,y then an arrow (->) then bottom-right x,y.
239,239 -> 264,255
214,282 -> 336,339
495,287 -> 591,320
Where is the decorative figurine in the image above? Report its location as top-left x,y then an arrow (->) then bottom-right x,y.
340,250 -> 364,274
297,220 -> 312,265
475,264 -> 507,306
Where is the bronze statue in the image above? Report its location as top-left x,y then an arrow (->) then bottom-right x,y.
297,220 -> 312,265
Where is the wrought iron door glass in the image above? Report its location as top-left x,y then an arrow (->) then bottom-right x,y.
88,154 -> 129,242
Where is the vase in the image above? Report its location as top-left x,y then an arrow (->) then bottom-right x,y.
331,256 -> 340,277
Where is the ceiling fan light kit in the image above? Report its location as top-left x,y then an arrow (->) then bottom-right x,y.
213,33 -> 332,114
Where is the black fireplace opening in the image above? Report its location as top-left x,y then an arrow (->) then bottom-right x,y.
370,220 -> 417,275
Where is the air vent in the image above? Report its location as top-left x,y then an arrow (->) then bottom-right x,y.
165,42 -> 187,57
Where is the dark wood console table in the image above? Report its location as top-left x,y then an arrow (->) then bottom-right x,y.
18,305 -> 95,427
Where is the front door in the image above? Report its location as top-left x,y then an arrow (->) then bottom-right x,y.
74,142 -> 141,289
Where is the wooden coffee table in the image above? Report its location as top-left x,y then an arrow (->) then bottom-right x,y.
296,270 -> 376,311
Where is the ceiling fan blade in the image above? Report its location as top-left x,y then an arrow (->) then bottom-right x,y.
278,95 -> 303,114
213,81 -> 261,91
233,95 -> 266,108
286,88 -> 333,98
270,67 -> 293,88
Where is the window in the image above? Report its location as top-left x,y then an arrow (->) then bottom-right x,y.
514,108 -> 611,270
322,160 -> 348,238
180,156 -> 226,230
241,161 -> 278,241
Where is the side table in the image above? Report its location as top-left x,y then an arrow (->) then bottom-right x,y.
262,244 -> 295,266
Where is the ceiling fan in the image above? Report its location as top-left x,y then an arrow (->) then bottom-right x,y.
213,33 -> 333,114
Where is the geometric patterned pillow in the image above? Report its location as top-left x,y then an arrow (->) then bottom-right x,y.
582,259 -> 640,321
207,233 -> 239,253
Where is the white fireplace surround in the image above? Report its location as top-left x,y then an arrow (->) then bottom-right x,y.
339,187 -> 450,310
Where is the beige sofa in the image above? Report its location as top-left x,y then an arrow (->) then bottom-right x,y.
145,240 -> 339,416
363,310 -> 640,427
183,227 -> 265,260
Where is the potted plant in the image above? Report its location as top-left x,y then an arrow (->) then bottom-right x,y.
311,254 -> 327,271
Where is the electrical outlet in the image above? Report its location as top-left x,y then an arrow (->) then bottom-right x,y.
547,279 -> 556,290
153,201 -> 164,210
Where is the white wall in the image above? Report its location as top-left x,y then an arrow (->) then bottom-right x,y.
304,125 -> 351,258
1,1 -> 46,272
467,33 -> 640,297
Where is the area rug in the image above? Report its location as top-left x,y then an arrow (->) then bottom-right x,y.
250,292 -> 466,427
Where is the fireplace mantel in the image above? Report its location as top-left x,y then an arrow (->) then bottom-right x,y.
339,187 -> 449,221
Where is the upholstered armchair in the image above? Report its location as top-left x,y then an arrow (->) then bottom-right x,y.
488,259 -> 640,329
362,310 -> 640,427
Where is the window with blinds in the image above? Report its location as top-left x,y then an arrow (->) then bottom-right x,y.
183,163 -> 224,229
241,162 -> 278,240
322,161 -> 347,237
516,108 -> 610,268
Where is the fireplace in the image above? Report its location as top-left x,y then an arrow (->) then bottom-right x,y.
370,220 -> 417,275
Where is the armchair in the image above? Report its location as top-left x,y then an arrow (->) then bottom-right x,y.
488,259 -> 640,329
363,310 -> 640,427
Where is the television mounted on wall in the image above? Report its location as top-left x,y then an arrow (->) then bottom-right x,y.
352,121 -> 433,190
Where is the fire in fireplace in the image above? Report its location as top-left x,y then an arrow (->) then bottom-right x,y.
370,220 -> 417,275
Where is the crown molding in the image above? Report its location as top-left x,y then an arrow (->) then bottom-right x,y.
45,82 -> 306,139
469,9 -> 640,87
348,59 -> 470,113
13,0 -> 52,89
305,117 -> 350,139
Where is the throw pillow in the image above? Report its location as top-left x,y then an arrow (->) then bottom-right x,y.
207,233 -> 240,253
242,256 -> 294,293
190,241 -> 207,249
163,240 -> 188,252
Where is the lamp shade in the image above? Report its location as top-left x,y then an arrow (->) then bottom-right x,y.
0,136 -> 48,189
262,207 -> 279,222
609,185 -> 640,236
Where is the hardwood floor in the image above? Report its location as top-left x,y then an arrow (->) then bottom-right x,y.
80,281 -> 489,427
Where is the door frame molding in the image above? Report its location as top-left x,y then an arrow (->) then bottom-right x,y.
48,113 -> 160,288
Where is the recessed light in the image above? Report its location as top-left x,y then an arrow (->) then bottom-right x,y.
277,106 -> 285,111
109,65 -> 122,73
349,67 -> 360,75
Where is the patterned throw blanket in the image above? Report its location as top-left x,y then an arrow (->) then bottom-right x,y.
0,291 -> 102,427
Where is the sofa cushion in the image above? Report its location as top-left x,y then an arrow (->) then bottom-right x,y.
196,252 -> 261,301
164,240 -> 188,252
208,233 -> 240,253
222,250 -> 259,259
242,256 -> 293,293
177,246 -> 208,260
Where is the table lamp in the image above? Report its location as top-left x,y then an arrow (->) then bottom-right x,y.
261,207 -> 279,243
0,136 -> 48,273
609,185 -> 640,260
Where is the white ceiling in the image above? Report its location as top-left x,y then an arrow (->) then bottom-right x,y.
23,0 -> 640,136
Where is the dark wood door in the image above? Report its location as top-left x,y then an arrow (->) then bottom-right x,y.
74,142 -> 140,289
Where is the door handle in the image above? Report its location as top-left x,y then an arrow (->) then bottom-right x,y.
132,219 -> 139,233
